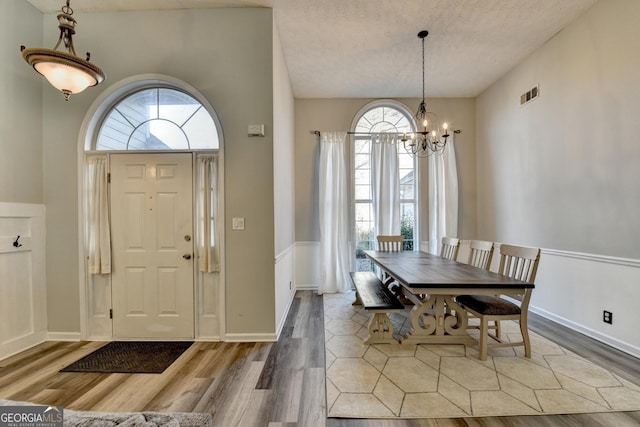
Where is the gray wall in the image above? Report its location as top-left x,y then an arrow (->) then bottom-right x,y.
476,0 -> 639,259
294,98 -> 476,245
272,19 -> 296,327
1,1 -> 43,203
38,8 -> 276,334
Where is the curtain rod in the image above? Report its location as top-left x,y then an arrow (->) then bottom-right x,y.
312,129 -> 461,136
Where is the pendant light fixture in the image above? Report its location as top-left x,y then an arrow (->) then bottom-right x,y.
21,0 -> 105,101
402,30 -> 450,157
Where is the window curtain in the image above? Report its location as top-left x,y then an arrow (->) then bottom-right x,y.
85,156 -> 111,274
371,133 -> 401,236
428,134 -> 459,255
319,131 -> 351,294
197,155 -> 220,273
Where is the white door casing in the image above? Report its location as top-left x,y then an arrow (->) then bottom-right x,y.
110,153 -> 194,339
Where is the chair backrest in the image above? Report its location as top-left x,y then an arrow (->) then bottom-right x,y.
440,237 -> 460,260
468,240 -> 494,270
498,244 -> 541,283
377,235 -> 404,252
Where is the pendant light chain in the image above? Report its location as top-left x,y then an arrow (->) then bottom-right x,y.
421,34 -> 426,104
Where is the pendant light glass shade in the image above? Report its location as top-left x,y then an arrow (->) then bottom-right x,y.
21,0 -> 105,101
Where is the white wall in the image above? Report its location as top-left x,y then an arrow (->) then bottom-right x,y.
476,0 -> 640,356
273,19 -> 296,335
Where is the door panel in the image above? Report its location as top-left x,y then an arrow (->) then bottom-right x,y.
110,153 -> 194,339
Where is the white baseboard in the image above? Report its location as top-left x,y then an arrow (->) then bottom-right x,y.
530,305 -> 640,359
195,336 -> 221,342
224,333 -> 277,342
0,331 -> 48,362
276,291 -> 296,340
295,284 -> 318,291
47,332 -> 82,341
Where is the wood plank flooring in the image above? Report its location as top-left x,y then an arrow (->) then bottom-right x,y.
1,290 -> 639,426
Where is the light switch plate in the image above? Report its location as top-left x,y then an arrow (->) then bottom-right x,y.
232,217 -> 245,230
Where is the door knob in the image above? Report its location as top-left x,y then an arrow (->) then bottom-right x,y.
183,253 -> 192,260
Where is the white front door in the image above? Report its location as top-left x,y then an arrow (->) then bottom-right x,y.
110,153 -> 194,339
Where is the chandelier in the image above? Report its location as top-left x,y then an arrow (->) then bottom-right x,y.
402,30 -> 450,157
21,0 -> 105,101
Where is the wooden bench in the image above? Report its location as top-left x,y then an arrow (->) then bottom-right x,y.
351,271 -> 405,344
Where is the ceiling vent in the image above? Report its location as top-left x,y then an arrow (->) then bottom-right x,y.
520,85 -> 539,106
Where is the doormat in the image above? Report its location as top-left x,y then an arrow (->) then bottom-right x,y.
60,341 -> 193,374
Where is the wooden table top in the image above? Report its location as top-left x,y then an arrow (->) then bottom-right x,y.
363,250 -> 534,291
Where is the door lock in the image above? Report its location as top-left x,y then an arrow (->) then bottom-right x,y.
183,253 -> 192,260
184,235 -> 191,241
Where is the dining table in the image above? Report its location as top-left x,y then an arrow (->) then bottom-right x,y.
363,250 -> 534,345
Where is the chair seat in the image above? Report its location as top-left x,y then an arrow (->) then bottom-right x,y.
457,295 -> 521,316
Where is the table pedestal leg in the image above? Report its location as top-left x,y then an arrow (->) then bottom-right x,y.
364,312 -> 399,344
402,294 -> 475,345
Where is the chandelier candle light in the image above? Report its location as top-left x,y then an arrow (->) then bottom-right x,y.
402,30 -> 450,157
21,0 -> 105,101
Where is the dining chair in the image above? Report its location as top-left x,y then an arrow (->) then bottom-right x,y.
440,237 -> 460,260
457,244 -> 541,360
377,235 -> 404,252
467,240 -> 494,269
462,240 -> 498,335
376,234 -> 409,303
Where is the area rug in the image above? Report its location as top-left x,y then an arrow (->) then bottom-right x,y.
324,291 -> 640,419
60,341 -> 193,374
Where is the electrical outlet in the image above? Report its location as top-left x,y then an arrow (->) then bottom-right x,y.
603,310 -> 613,324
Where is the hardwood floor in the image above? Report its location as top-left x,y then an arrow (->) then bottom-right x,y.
1,290 -> 639,426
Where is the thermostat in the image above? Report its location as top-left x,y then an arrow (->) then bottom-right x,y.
248,124 -> 265,137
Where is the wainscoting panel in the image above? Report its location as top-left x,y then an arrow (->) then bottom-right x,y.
294,241 -> 320,290
275,245 -> 295,338
532,249 -> 640,358
0,203 -> 46,361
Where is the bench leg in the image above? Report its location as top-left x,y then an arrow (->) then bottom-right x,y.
364,312 -> 398,345
352,290 -> 362,306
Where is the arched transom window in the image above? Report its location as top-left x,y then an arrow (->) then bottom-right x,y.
354,105 -> 414,134
352,102 -> 418,271
96,87 -> 219,151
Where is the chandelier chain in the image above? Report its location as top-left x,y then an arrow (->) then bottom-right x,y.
421,35 -> 425,102
62,0 -> 73,15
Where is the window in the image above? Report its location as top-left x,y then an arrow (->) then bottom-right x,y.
96,87 -> 219,151
352,102 -> 417,271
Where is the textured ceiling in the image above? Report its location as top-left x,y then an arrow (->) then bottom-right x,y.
26,0 -> 598,98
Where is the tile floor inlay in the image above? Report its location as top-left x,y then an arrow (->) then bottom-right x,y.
324,291 -> 640,419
